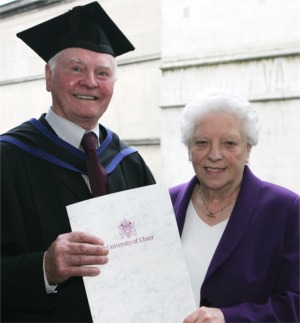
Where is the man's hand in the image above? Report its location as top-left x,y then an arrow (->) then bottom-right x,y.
44,231 -> 109,285
183,307 -> 225,323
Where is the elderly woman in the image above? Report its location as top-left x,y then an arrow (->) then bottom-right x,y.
169,90 -> 299,322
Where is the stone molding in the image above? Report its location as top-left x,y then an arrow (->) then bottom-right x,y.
161,48 -> 300,71
0,54 -> 161,86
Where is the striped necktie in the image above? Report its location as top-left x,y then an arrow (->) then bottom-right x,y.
81,132 -> 107,197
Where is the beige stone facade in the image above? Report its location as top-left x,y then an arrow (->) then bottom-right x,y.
1,0 -> 299,193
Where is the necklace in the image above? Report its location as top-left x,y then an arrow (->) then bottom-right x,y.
199,188 -> 236,218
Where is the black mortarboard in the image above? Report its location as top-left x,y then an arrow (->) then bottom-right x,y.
16,1 -> 135,62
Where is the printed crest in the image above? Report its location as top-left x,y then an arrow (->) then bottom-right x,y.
118,218 -> 137,239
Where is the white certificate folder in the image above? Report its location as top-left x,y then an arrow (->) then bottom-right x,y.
67,184 -> 196,323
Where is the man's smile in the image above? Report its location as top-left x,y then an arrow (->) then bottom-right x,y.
74,94 -> 98,100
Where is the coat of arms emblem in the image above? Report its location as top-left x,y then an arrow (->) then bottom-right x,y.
118,218 -> 137,239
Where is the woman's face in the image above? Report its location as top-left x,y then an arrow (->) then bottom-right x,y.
189,111 -> 251,192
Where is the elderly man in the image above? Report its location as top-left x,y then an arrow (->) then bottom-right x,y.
1,2 -> 155,322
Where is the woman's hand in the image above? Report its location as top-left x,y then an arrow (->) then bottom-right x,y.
183,307 -> 225,323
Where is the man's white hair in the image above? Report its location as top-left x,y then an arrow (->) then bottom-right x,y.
47,49 -> 118,80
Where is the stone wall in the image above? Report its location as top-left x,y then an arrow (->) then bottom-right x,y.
160,0 -> 300,193
0,0 -> 299,193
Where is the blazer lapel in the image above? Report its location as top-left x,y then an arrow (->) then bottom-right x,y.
204,166 -> 262,281
174,176 -> 198,236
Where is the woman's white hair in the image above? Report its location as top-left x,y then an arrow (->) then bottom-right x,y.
180,89 -> 259,147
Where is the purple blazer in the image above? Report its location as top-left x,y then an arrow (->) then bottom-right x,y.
169,166 -> 299,322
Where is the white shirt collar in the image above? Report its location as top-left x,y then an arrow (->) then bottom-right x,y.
45,107 -> 100,149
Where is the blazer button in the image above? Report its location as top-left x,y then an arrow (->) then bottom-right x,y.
200,297 -> 212,307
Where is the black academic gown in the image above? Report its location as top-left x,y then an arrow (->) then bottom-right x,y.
0,115 -> 155,322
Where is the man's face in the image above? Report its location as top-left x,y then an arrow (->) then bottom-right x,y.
45,47 -> 116,129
